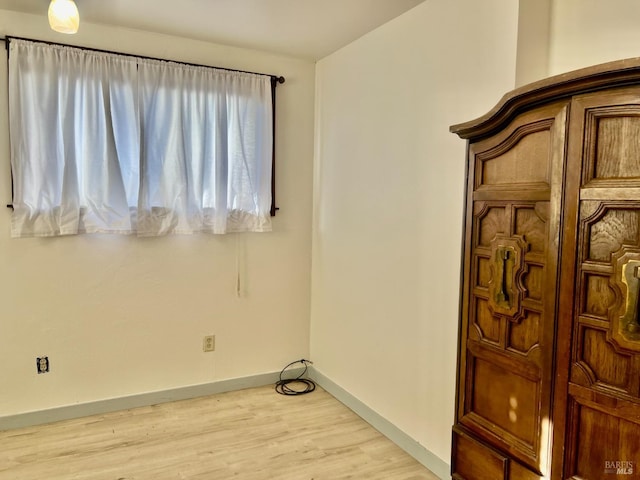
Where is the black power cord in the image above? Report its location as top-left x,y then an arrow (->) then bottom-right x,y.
275,359 -> 316,396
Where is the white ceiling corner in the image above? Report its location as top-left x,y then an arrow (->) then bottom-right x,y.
0,0 -> 426,60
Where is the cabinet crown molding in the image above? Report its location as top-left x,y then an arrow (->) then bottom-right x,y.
451,56 -> 640,140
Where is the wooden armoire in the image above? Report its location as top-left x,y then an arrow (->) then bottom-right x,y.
451,59 -> 640,480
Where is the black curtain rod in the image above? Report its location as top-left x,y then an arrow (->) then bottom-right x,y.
1,36 -> 285,84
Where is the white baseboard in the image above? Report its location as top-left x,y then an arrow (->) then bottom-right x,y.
1,367 -> 451,479
0,370 -> 288,431
309,367 -> 451,480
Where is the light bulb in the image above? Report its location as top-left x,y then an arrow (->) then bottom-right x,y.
48,0 -> 80,34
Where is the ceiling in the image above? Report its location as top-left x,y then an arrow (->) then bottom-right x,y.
0,0 -> 425,60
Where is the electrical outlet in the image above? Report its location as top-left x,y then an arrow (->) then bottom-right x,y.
37,356 -> 50,374
203,335 -> 215,352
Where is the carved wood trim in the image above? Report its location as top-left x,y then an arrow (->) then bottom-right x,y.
488,234 -> 529,323
475,120 -> 555,161
451,57 -> 640,139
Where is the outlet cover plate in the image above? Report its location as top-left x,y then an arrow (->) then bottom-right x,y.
203,335 -> 215,352
37,356 -> 50,374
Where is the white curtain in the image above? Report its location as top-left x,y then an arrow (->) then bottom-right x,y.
9,39 -> 273,238
9,40 -> 139,236
137,60 -> 273,235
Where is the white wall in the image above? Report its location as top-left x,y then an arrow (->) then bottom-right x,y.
311,0 -> 518,465
515,0 -> 551,86
0,11 -> 315,416
549,0 -> 640,75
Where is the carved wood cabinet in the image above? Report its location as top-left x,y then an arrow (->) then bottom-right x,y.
451,60 -> 640,480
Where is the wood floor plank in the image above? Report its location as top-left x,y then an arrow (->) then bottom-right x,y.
0,385 -> 439,479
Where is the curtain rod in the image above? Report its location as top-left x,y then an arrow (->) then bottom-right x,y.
1,36 -> 285,84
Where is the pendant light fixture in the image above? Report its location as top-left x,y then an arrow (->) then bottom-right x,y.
48,0 -> 80,34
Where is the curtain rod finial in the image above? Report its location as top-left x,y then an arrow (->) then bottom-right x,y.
278,76 -> 285,84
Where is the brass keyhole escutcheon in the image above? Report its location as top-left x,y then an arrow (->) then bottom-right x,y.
487,235 -> 526,321
497,249 -> 511,306
630,265 -> 640,334
621,261 -> 640,335
609,248 -> 640,350
494,246 -> 516,310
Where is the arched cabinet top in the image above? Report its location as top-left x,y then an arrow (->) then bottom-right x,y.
450,56 -> 640,140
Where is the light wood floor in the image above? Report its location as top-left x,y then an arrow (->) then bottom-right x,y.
0,385 -> 440,480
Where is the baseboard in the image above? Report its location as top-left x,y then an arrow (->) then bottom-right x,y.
0,370 -> 294,432
309,367 -> 451,480
2,367 -> 451,479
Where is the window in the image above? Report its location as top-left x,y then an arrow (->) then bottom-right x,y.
8,39 -> 275,237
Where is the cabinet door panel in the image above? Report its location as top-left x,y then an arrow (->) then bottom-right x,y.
456,101 -> 568,476
573,403 -> 640,479
563,88 -> 640,479
470,358 -> 539,446
479,129 -> 551,186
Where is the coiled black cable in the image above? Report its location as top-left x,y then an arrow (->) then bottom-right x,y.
275,359 -> 316,396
